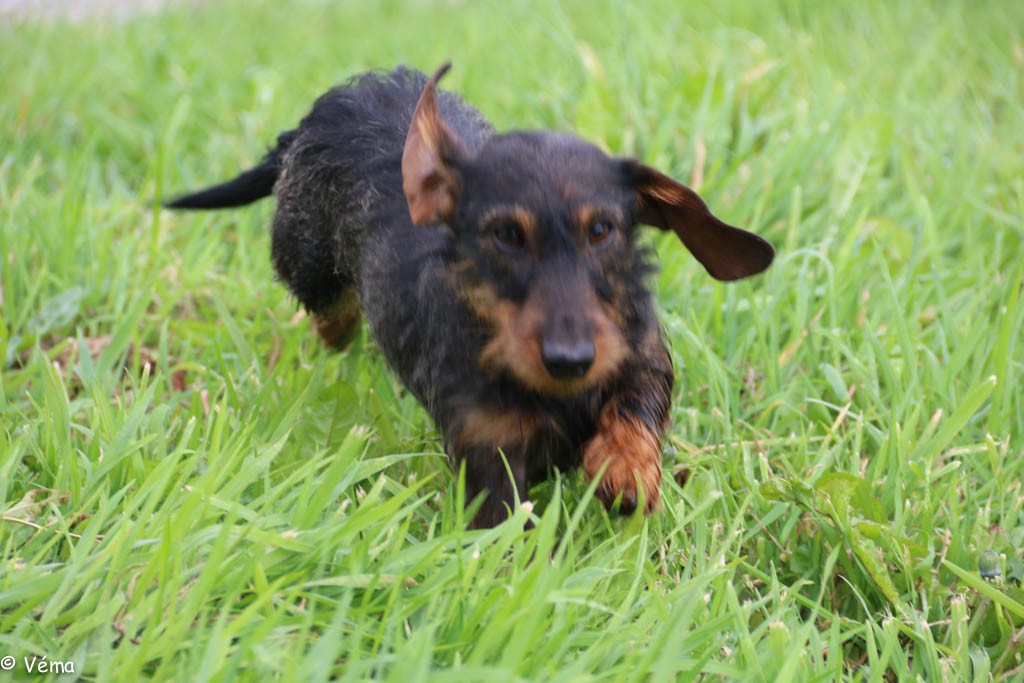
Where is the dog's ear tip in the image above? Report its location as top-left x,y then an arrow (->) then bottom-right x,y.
744,253 -> 777,279
430,61 -> 453,85
708,235 -> 776,281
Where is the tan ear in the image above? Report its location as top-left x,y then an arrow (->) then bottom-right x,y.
402,62 -> 465,226
624,160 -> 774,281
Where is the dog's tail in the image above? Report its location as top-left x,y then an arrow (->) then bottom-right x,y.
164,130 -> 297,210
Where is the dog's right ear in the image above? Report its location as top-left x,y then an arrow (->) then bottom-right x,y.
402,62 -> 466,226
622,160 -> 774,281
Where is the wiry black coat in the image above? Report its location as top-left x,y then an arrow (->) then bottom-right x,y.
272,70 -> 607,461
166,65 -> 774,527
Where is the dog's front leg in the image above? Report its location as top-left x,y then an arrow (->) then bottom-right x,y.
461,446 -> 529,529
446,407 -> 535,529
582,339 -> 674,515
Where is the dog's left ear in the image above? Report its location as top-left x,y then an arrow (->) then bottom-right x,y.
402,62 -> 466,226
622,160 -> 774,281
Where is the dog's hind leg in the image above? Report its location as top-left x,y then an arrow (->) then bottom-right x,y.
270,184 -> 363,347
313,288 -> 362,349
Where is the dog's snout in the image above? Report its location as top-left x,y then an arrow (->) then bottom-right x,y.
541,338 -> 595,379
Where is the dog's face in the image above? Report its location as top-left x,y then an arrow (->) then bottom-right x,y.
402,65 -> 774,397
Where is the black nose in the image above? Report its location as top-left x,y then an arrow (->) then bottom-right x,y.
541,339 -> 595,379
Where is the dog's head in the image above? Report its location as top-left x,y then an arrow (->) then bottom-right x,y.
403,63 -> 774,397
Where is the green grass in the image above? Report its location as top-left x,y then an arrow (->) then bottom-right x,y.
2,0 -> 1022,680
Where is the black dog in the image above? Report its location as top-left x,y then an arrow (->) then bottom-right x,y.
167,63 -> 774,528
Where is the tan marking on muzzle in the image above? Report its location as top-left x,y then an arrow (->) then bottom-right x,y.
470,282 -> 628,397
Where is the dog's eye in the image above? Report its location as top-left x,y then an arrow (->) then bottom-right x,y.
588,220 -> 615,246
492,221 -> 526,250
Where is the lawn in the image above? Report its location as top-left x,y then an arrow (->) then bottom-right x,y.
1,0 -> 1022,680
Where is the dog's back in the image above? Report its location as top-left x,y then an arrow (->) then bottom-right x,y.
168,67 -> 494,350
269,68 -> 493,315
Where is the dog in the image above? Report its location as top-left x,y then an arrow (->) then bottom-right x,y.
166,63 -> 774,528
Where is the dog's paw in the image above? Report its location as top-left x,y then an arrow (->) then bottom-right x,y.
582,408 -> 662,515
